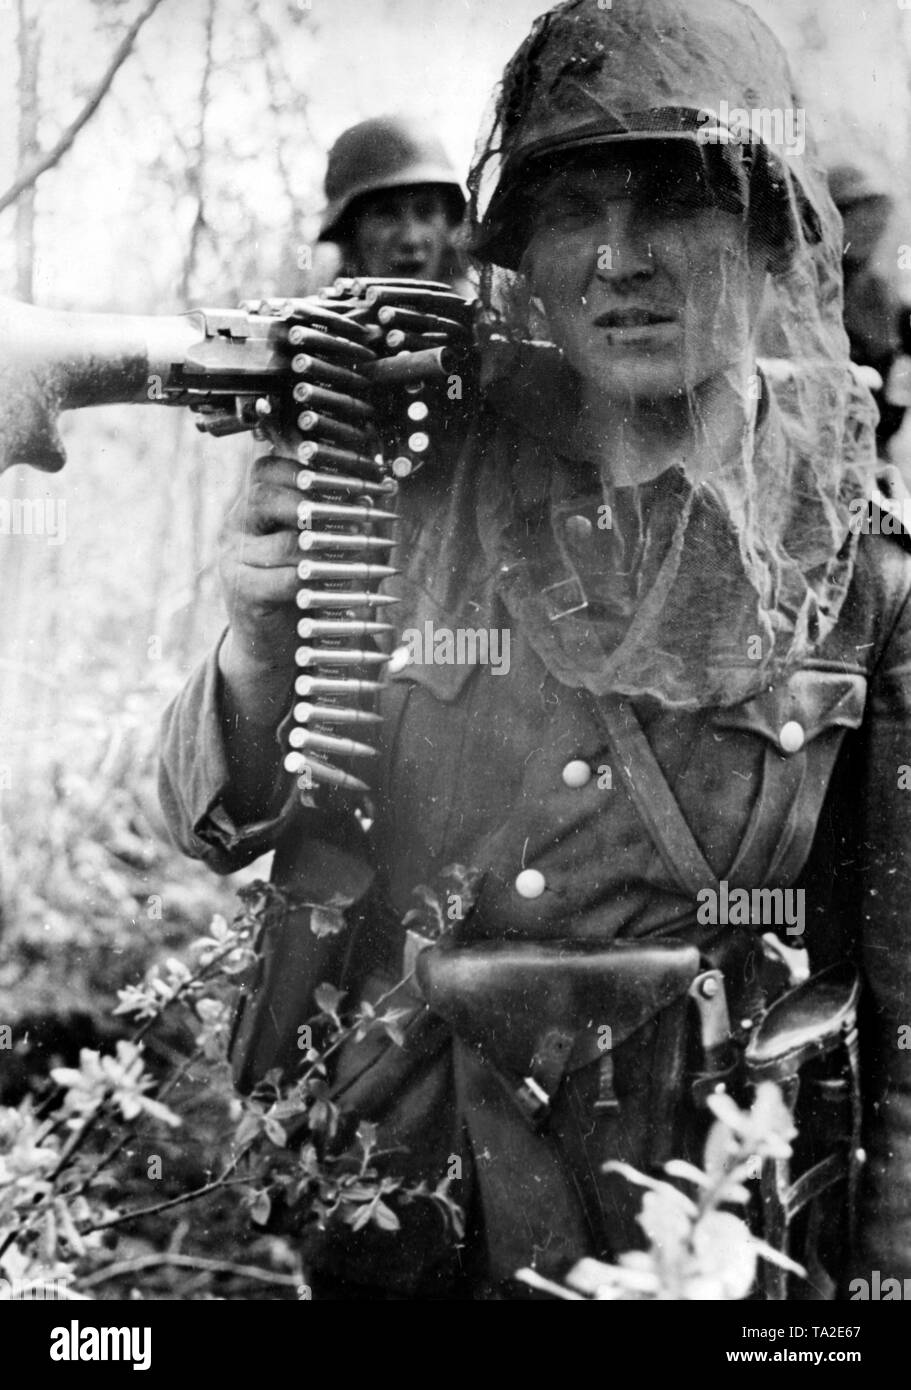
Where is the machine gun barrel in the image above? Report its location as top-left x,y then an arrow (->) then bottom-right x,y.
0,293 -> 462,472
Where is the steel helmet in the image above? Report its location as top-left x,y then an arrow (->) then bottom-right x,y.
318,115 -> 466,242
469,0 -> 822,271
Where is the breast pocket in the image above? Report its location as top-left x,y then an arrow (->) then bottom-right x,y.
714,668 -> 867,754
712,668 -> 868,886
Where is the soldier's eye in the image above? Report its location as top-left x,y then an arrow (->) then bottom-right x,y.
648,170 -> 714,212
541,191 -> 603,227
413,195 -> 442,221
362,201 -> 399,228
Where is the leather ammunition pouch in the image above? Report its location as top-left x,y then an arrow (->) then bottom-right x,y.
413,931 -> 861,1294
416,936 -> 701,1135
406,933 -> 705,1275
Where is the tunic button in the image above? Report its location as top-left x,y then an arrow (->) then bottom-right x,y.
779,720 -> 805,754
562,759 -> 592,788
564,514 -> 594,544
515,868 -> 546,899
387,645 -> 411,675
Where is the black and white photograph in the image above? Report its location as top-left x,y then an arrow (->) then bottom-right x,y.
0,0 -> 910,1342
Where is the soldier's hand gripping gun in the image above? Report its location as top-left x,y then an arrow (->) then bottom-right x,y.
0,281 -> 477,795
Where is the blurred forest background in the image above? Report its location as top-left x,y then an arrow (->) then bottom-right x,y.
0,0 -> 911,1298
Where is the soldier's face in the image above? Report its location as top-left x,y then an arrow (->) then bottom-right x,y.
352,186 -> 454,281
523,146 -> 769,402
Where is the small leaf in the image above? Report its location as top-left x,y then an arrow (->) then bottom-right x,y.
264,1116 -> 288,1148
379,1009 -> 408,1047
663,1159 -> 711,1188
705,1090 -> 750,1136
250,1190 -> 272,1226
702,1117 -> 739,1182
637,1187 -> 694,1254
357,1121 -> 378,1158
314,982 -> 346,1027
235,1112 -> 263,1149
372,1199 -> 400,1232
347,1201 -> 375,1232
689,1211 -> 758,1300
314,982 -> 345,1013
604,1161 -> 698,1215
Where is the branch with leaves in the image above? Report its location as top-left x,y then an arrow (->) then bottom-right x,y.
0,875 -> 468,1298
518,1082 -> 806,1301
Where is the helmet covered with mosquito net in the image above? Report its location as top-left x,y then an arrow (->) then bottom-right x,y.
446,0 -> 878,709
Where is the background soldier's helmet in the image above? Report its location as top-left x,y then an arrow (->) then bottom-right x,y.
318,115 -> 467,243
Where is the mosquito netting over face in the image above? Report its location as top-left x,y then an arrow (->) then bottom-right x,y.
456,0 -> 878,709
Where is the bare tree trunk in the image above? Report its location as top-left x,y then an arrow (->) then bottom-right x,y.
173,0 -> 216,665
0,1 -> 44,835
14,0 -> 39,302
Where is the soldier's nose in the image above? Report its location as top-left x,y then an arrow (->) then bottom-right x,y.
396,215 -> 427,248
594,203 -> 655,284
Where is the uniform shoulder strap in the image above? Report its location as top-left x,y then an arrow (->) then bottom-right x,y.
588,693 -> 719,898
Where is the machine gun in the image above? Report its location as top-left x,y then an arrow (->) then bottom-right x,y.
0,284 -> 473,469
0,281 -> 477,797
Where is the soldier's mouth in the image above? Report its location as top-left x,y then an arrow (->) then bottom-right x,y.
593,308 -> 676,328
592,307 -> 681,348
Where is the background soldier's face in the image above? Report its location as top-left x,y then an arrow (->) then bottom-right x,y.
839,197 -> 891,268
351,186 -> 454,280
523,146 -> 770,402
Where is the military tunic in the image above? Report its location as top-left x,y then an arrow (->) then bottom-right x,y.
159,388 -> 911,1296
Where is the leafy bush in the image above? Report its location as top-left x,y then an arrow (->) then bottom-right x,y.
0,881 -> 463,1300
518,1083 -> 805,1301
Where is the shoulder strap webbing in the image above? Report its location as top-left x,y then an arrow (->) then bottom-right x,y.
588,693 -> 719,898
